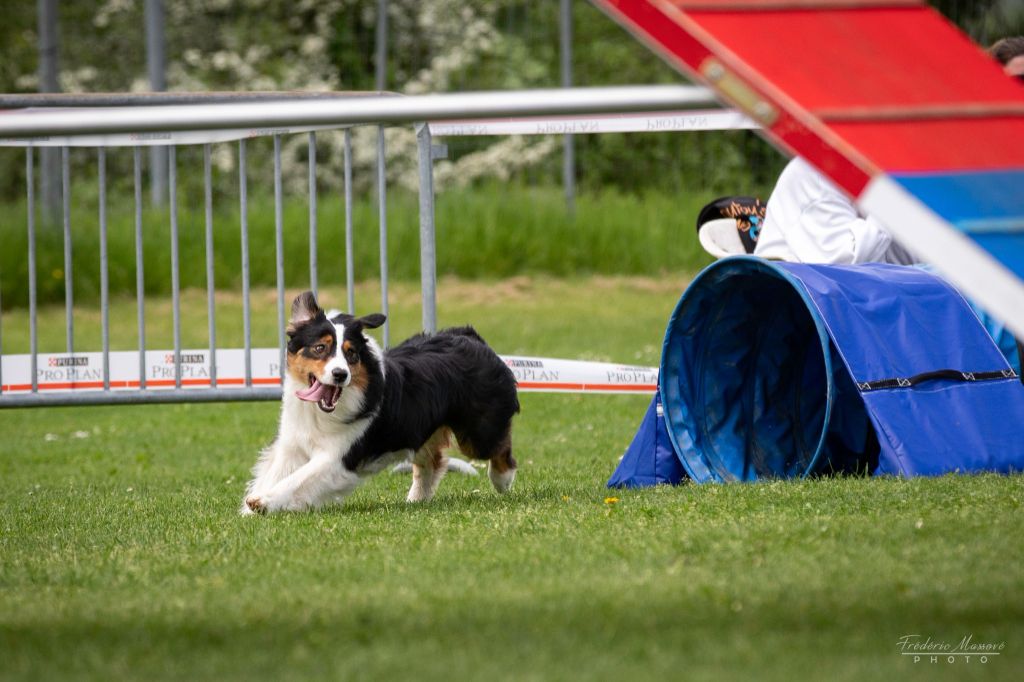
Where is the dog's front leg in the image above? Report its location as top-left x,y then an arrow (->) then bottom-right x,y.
245,453 -> 360,514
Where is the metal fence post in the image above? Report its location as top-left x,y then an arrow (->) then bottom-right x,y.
168,146 -> 181,389
204,144 -> 218,388
560,0 -> 576,217
37,0 -> 61,224
308,132 -> 319,298
133,147 -> 147,389
274,135 -> 286,381
377,126 -> 389,347
145,0 -> 168,206
239,140 -> 252,386
61,146 -> 73,355
375,0 -> 388,92
98,148 -> 110,390
344,129 -> 355,315
26,149 -> 38,392
416,123 -> 438,334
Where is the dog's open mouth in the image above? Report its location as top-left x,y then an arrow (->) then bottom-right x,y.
294,374 -> 343,413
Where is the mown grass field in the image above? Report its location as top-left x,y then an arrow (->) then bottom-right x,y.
2,278 -> 1023,681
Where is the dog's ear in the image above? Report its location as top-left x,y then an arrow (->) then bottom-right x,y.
287,291 -> 322,335
357,313 -> 386,330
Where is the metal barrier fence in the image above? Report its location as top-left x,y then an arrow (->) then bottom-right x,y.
0,86 -> 722,408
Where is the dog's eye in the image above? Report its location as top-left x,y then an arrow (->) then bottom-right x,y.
313,344 -> 327,354
345,348 -> 359,363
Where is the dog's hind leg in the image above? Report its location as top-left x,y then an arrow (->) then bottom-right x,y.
486,432 -> 517,494
457,424 -> 516,494
407,428 -> 451,503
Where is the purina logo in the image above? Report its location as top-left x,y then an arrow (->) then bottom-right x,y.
163,353 -> 206,364
897,634 -> 1005,664
48,356 -> 88,367
505,359 -> 544,369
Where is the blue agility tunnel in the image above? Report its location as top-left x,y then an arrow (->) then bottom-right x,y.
609,257 -> 1024,487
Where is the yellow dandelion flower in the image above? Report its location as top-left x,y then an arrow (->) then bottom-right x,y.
604,496 -> 620,505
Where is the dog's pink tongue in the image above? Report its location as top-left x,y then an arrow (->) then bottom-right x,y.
295,379 -> 328,402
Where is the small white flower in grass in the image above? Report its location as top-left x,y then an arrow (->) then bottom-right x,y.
73,431 -> 90,439
915,519 -> 924,529
44,433 -> 58,442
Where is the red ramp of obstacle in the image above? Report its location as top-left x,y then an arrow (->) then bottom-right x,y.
591,0 -> 1024,337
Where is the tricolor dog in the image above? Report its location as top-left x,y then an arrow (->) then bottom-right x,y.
242,291 -> 520,514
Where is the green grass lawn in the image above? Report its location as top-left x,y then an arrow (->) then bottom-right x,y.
2,277 -> 1023,681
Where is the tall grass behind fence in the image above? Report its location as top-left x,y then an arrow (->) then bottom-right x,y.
0,182 -> 715,309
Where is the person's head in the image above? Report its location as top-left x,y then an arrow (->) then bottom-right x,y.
989,36 -> 1024,80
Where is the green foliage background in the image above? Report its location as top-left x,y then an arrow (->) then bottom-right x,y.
1,1 -> 1021,306
2,0 -> 1020,201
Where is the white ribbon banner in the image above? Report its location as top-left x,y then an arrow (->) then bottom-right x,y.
1,349 -> 658,396
428,109 -> 756,137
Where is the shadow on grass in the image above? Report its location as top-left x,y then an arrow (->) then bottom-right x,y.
3,583 -> 1019,682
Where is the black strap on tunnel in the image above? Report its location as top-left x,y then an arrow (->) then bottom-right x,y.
1018,340 -> 1024,385
857,368 -> 1019,392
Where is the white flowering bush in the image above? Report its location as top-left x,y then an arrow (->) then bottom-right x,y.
71,0 -> 558,196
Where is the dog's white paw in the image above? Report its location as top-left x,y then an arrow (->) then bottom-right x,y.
245,495 -> 269,515
406,483 -> 429,503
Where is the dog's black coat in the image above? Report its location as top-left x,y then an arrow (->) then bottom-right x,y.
334,320 -> 520,473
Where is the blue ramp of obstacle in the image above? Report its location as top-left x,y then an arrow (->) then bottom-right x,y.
893,169 -> 1024,280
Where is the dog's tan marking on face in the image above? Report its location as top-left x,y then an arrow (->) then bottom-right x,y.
288,349 -> 329,385
348,358 -> 369,392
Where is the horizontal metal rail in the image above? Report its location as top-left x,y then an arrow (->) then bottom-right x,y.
0,86 -> 719,137
0,91 -> 397,108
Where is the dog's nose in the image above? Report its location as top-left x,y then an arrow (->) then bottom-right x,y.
332,367 -> 349,383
